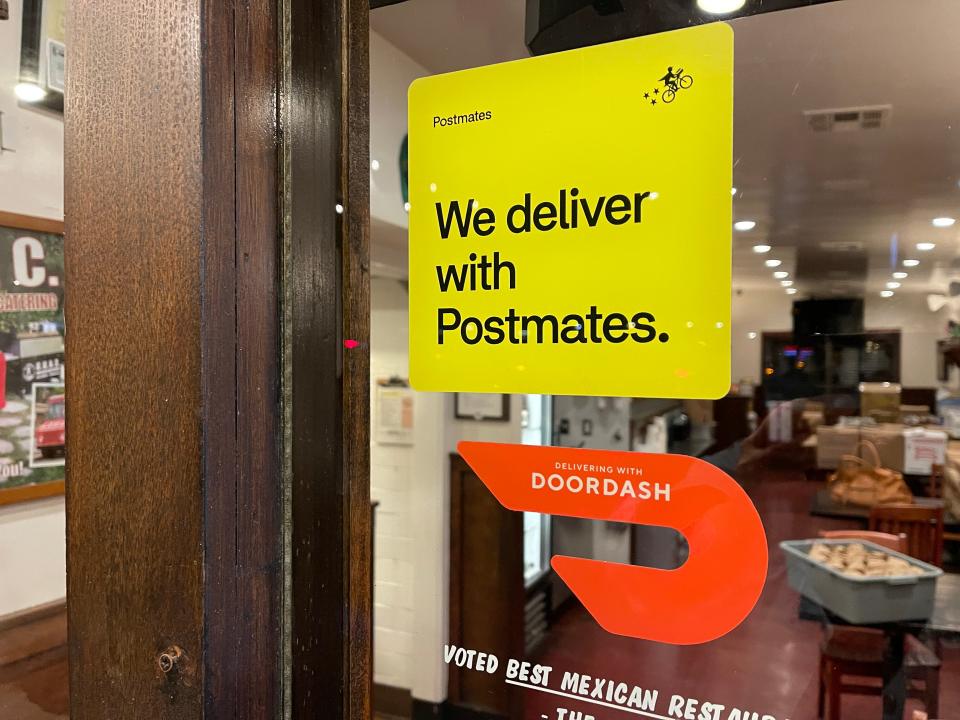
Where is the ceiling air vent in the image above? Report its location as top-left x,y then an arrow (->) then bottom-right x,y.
804,105 -> 892,133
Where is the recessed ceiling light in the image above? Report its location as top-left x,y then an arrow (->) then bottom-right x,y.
786,288 -> 798,295
734,220 -> 757,231
781,280 -> 794,287
892,272 -> 908,279
371,159 -> 380,171
731,187 -> 738,196
649,192 -> 659,200
752,244 -> 771,253
14,82 -> 46,102
886,281 -> 901,289
932,217 -> 956,227
917,242 -> 936,251
747,331 -> 758,340
773,271 -> 789,279
403,201 -> 411,213
765,259 -> 782,268
903,259 -> 920,267
697,0 -> 747,14
880,290 -> 894,298
335,203 -> 344,214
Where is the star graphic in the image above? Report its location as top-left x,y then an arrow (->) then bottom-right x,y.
651,99 -> 657,106
643,92 -> 650,99
653,88 -> 660,94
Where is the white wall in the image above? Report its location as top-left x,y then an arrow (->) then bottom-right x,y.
0,497 -> 65,615
370,277 -> 417,689
0,1 -> 64,220
370,31 -> 427,229
369,275 -> 523,703
0,0 -> 66,618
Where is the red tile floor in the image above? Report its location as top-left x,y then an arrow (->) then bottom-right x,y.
1,477 -> 955,720
524,476 -> 959,720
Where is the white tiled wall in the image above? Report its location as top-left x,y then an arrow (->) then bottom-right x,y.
371,277 -> 416,689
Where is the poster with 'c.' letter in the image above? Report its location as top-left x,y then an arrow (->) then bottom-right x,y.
408,23 -> 733,398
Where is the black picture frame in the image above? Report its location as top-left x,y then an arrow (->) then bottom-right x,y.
19,0 -> 65,115
454,393 -> 510,422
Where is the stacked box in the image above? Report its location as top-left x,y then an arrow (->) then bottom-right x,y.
816,425 -> 860,469
860,382 -> 902,424
904,428 -> 948,475
860,424 -> 905,472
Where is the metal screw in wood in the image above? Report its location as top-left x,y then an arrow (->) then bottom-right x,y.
157,646 -> 183,674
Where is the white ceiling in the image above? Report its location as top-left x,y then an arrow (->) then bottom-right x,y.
372,0 -> 960,300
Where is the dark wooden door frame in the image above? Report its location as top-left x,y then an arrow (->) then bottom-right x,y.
65,0 -> 369,717
287,0 -> 371,717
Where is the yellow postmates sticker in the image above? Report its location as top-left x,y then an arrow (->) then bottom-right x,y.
408,24 -> 733,398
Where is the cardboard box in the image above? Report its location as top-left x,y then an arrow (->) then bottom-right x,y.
904,428 -> 947,475
816,425 -> 860,469
860,382 -> 902,424
860,423 -> 905,472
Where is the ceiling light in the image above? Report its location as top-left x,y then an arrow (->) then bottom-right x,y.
880,290 -> 894,298
335,203 -> 344,215
403,201 -> 411,213
14,82 -> 46,103
786,288 -> 798,295
932,217 -> 955,228
747,331 -> 758,340
773,271 -> 789,279
731,187 -> 738,196
649,192 -> 659,200
781,280 -> 793,287
371,159 -> 380,171
903,259 -> 920,267
917,242 -> 936,251
734,220 -> 756,231
697,0 -> 747,14
765,259 -> 782,267
892,272 -> 908,279
752,244 -> 771,253
886,281 -> 901,289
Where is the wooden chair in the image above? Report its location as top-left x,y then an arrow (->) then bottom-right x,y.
929,463 -> 960,543
868,504 -> 944,567
816,530 -> 940,719
927,464 -> 944,501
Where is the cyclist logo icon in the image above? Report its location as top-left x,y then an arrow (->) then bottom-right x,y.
645,66 -> 694,105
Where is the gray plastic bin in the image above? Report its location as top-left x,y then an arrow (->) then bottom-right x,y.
780,539 -> 942,625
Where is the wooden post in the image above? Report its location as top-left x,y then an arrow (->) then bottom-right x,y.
64,0 -> 369,716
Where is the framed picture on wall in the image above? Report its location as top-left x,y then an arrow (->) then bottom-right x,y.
454,392 -> 510,422
0,212 -> 65,506
18,0 -> 66,114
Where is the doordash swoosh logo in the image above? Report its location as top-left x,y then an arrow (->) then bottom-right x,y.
458,441 -> 768,645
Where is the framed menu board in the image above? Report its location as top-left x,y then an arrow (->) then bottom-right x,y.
0,212 -> 65,506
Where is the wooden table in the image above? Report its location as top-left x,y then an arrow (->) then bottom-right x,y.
810,488 -> 957,526
799,574 -> 960,720
878,574 -> 959,720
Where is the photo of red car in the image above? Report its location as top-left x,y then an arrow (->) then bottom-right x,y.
34,392 -> 65,460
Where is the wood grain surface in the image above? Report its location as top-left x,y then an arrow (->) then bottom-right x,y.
65,0 -> 204,716
288,0 -> 371,717
66,0 -> 283,716
201,0 -> 283,717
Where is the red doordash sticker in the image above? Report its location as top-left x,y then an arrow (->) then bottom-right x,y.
458,441 -> 768,645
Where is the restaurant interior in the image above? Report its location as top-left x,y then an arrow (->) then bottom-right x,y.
365,1 -> 960,719
1,0 -> 959,719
